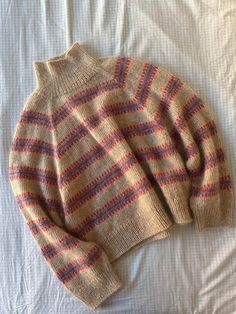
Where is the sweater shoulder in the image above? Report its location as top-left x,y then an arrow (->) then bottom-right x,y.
96,54 -> 192,93
9,88 -> 55,163
94,55 -> 162,85
131,56 -> 201,96
12,88 -> 54,138
21,88 -> 53,114
121,56 -> 173,81
122,55 -> 191,87
102,55 -> 183,91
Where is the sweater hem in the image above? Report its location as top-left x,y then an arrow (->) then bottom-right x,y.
100,211 -> 176,262
100,208 -> 195,263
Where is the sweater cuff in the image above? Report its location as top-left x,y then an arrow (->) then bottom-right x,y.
77,265 -> 122,310
193,207 -> 234,231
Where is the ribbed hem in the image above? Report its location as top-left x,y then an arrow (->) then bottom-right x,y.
101,210 -> 174,263
150,228 -> 173,239
125,225 -> 175,253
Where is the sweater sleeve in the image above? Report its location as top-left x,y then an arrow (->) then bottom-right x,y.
8,98 -> 122,310
158,72 -> 234,231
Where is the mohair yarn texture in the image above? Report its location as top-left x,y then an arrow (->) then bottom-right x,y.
8,42 -> 234,310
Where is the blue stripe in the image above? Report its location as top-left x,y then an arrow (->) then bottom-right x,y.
139,65 -> 155,103
74,179 -> 151,238
58,246 -> 100,282
9,171 -> 57,183
68,155 -> 137,210
43,236 -> 78,258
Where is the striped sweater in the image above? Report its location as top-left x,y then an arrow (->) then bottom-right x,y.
8,42 -> 234,309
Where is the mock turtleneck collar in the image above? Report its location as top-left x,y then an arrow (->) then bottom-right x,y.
33,42 -> 101,95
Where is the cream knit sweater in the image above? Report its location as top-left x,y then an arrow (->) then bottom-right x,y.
8,42 -> 234,309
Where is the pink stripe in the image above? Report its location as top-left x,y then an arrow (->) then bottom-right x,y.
56,245 -> 102,284
20,57 -> 131,128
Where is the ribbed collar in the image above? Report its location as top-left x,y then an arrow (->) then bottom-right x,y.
33,42 -> 101,96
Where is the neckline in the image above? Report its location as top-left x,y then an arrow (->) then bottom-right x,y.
33,42 -> 101,96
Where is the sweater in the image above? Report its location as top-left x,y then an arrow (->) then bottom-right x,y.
8,41 -> 234,310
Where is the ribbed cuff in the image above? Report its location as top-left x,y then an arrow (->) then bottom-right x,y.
87,271 -> 122,310
193,207 -> 234,231
102,210 -> 173,262
170,197 -> 193,224
70,255 -> 123,310
63,248 -> 123,310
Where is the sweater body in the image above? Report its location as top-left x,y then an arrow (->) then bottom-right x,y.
8,42 -> 234,309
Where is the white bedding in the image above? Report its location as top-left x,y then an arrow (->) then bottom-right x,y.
1,1 -> 236,313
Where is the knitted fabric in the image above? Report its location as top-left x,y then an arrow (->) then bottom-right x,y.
8,42 -> 234,310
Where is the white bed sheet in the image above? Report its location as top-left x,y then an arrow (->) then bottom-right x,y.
1,1 -> 236,313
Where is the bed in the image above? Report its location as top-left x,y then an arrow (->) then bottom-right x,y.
1,1 -> 236,313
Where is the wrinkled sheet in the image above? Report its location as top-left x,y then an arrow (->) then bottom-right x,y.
1,1 -> 236,313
